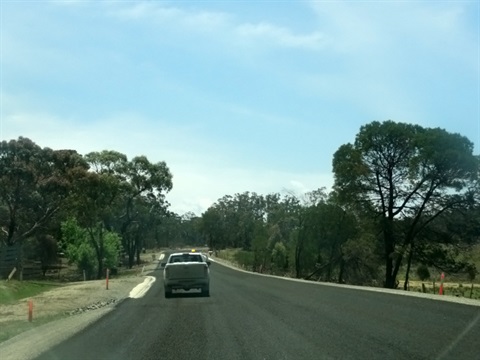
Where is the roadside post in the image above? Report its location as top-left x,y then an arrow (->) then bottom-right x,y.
7,267 -> 17,281
439,272 -> 445,295
106,268 -> 109,290
28,299 -> 33,322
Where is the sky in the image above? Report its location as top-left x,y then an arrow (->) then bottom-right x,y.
1,0 -> 479,215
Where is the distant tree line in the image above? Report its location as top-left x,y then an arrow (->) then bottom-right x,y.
1,120 -> 479,287
197,121 -> 480,288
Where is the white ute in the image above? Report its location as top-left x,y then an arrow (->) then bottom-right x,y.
163,252 -> 210,298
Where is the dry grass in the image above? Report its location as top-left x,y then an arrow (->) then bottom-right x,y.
402,280 -> 480,299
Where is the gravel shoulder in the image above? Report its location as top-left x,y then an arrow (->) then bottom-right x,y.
211,256 -> 480,307
0,261 -> 159,360
3,254 -> 478,359
0,276 -> 143,322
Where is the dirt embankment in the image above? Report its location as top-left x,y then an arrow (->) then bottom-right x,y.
0,257 -> 160,344
0,276 -> 146,324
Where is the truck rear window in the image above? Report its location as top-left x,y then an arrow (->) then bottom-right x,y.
169,254 -> 203,263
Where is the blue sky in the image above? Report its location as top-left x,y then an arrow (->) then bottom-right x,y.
1,1 -> 479,215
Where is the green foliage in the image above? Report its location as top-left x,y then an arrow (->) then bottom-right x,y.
0,136 -> 175,280
196,121 -> 479,287
233,250 -> 254,270
0,137 -> 87,246
74,241 -> 97,280
416,265 -> 431,281
466,264 -> 476,282
332,120 -> 479,288
61,218 -> 96,279
83,150 -> 172,268
1,127 -> 476,290
0,281 -> 59,305
61,218 -> 122,279
103,231 -> 122,270
252,222 -> 269,272
271,242 -> 287,273
340,234 -> 381,285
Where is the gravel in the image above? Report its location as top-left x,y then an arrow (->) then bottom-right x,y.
0,262 -> 159,360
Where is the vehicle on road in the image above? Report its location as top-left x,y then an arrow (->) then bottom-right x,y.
201,252 -> 211,264
163,252 -> 210,298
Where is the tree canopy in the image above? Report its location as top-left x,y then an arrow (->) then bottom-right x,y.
332,120 -> 479,288
0,137 -> 173,279
1,123 -> 478,287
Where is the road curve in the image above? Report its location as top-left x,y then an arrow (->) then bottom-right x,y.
35,261 -> 480,360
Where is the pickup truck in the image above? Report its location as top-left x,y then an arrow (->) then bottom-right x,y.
163,252 -> 210,298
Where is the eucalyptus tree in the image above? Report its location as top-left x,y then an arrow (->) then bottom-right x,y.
0,137 -> 87,246
120,193 -> 169,263
84,151 -> 172,267
262,193 -> 301,274
179,212 -> 203,246
294,198 -> 359,281
66,167 -> 123,278
200,206 -> 224,250
410,199 -> 480,285
201,192 -> 266,251
332,120 -> 478,288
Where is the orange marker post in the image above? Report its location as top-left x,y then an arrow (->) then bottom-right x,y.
106,268 -> 109,290
439,272 -> 445,295
28,299 -> 33,322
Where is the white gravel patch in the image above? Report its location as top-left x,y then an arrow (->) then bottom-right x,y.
129,276 -> 156,299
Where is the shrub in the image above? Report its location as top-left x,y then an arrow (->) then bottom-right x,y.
234,250 -> 254,270
416,264 -> 431,281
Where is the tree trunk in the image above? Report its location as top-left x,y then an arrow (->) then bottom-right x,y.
128,240 -> 135,269
97,257 -> 103,280
88,227 -> 103,280
295,236 -> 303,278
403,244 -> 414,290
383,218 -> 399,289
135,232 -> 142,266
384,242 -> 396,288
327,241 -> 339,281
338,258 -> 345,284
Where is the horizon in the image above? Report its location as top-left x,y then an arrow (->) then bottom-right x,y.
2,1 -> 479,215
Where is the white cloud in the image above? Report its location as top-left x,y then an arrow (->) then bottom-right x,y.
308,1 -> 381,53
235,22 -> 329,50
108,2 -> 326,52
109,2 -> 229,32
1,96 -> 218,162
50,0 -> 87,7
309,1 -> 477,69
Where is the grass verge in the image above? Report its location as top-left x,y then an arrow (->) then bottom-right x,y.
0,281 -> 62,305
218,249 -> 480,301
0,314 -> 67,344
403,281 -> 480,300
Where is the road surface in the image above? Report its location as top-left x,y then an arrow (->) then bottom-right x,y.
35,260 -> 480,360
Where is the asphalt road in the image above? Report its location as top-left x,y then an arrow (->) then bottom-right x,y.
35,260 -> 480,360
